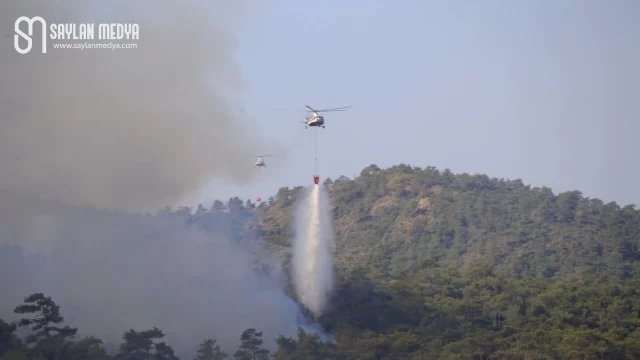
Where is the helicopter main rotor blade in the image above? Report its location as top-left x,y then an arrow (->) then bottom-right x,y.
315,106 -> 353,112
272,108 -> 308,112
272,105 -> 352,112
257,154 -> 277,157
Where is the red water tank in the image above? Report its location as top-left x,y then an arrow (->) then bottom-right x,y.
313,175 -> 320,185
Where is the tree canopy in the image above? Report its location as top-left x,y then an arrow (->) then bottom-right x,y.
1,164 -> 639,359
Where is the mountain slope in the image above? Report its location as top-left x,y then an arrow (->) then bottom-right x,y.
256,164 -> 640,281
2,164 -> 640,359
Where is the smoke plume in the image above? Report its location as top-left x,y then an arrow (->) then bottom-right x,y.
0,0 -> 277,211
292,184 -> 335,316
0,0 -> 316,356
0,191 -> 320,356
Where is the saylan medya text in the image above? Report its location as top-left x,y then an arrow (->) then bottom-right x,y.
48,23 -> 139,40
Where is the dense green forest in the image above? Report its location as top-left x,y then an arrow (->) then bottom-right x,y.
1,164 -> 640,359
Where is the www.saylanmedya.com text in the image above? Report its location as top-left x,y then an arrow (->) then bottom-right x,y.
49,23 -> 138,50
52,42 -> 138,50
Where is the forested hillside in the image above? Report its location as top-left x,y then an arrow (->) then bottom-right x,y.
1,164 -> 640,359
260,164 -> 640,281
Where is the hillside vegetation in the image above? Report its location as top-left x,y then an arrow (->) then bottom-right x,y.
1,164 -> 640,359
260,164 -> 640,282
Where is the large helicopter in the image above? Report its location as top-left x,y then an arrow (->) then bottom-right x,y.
302,105 -> 352,129
274,105 -> 352,129
254,154 -> 276,167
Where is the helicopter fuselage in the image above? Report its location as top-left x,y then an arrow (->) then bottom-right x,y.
305,114 -> 325,128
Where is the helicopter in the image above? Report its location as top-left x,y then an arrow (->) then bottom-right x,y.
302,105 -> 352,129
254,154 -> 276,167
273,105 -> 352,129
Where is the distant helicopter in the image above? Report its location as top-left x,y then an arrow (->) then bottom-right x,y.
254,154 -> 276,167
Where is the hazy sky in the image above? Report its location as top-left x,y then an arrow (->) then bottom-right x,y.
6,1 -> 638,208
193,0 -> 639,207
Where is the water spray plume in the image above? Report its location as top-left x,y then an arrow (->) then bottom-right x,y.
292,184 -> 334,316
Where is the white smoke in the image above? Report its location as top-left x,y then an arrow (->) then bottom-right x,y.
0,192 -> 326,356
292,184 -> 335,316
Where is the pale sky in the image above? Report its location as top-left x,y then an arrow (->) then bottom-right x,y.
188,0 -> 639,208
73,0 -> 639,208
